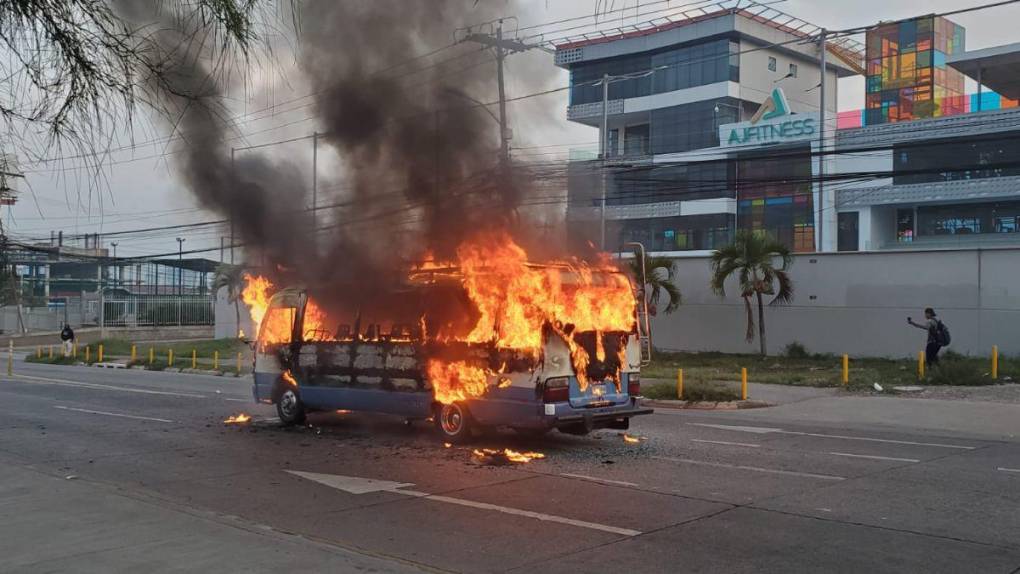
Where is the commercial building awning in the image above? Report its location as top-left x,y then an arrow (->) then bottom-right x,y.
947,43 -> 1020,100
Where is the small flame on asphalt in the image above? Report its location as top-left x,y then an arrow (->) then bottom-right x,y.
336,409 -> 352,414
443,442 -> 453,448
224,413 -> 252,424
472,448 -> 546,464
621,433 -> 645,444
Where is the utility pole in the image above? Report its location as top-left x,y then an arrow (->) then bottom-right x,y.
461,19 -> 535,169
600,72 -> 610,251
817,29 -> 828,253
495,22 -> 510,171
312,132 -> 319,231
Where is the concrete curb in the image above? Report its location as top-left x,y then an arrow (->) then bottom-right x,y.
643,399 -> 772,410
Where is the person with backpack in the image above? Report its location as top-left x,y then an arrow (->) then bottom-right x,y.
908,308 -> 950,367
59,323 -> 75,357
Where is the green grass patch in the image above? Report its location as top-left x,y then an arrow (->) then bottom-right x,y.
646,348 -> 1016,389
25,354 -> 78,366
644,380 -> 741,402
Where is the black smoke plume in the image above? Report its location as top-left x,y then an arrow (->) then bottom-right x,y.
149,0 -> 552,314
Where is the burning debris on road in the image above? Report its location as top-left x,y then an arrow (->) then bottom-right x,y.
224,414 -> 252,425
472,448 -> 546,465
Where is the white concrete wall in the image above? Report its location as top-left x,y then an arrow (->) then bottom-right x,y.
214,287 -> 254,340
650,248 -> 1020,357
738,40 -> 838,115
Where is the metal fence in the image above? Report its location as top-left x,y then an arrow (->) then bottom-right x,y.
96,295 -> 216,328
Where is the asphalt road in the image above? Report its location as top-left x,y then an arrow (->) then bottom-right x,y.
1,360 -> 1019,573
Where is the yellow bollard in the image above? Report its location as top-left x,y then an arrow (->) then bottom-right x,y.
73,341 -> 77,359
7,341 -> 12,375
85,346 -> 90,363
98,344 -> 104,363
192,349 -> 197,369
842,354 -> 849,386
131,345 -> 137,363
48,346 -> 53,360
36,346 -> 41,359
741,367 -> 748,400
918,351 -> 925,379
214,351 -> 219,371
168,349 -> 174,367
236,352 -> 242,374
992,345 -> 999,380
148,347 -> 154,365
676,368 -> 684,400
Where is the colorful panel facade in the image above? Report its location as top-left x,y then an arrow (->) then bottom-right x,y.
865,16 -> 966,125
737,149 -> 815,253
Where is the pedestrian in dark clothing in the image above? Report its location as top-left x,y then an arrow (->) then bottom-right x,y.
60,324 -> 75,357
908,308 -> 947,367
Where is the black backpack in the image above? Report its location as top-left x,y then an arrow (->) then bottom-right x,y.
935,320 -> 951,346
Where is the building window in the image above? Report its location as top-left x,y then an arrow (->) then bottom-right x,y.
789,63 -> 798,78
917,200 -> 1020,237
897,209 -> 915,242
837,212 -> 859,251
768,56 -> 777,72
624,124 -> 650,156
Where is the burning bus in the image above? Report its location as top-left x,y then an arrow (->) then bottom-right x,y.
246,234 -> 652,442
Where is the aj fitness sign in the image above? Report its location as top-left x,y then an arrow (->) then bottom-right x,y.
719,88 -> 818,148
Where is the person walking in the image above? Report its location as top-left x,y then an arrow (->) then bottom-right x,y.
908,308 -> 950,367
60,323 -> 75,357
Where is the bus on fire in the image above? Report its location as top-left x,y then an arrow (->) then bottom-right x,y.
249,257 -> 652,443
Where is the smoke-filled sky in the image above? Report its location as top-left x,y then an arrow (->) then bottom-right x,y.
7,0 -> 1020,259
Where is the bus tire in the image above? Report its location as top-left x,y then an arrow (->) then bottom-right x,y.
277,387 -> 306,426
435,402 -> 473,444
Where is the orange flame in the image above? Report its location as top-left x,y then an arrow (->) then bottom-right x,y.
242,232 -> 637,405
427,360 -> 489,405
472,448 -> 546,463
281,370 -> 298,387
224,413 -> 252,424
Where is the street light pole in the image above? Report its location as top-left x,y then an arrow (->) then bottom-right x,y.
110,242 -> 118,287
817,28 -> 828,253
175,238 -> 185,296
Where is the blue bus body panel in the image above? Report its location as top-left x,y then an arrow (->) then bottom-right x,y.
300,386 -> 432,418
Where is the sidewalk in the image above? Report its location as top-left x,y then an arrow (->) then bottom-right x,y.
0,462 -> 425,573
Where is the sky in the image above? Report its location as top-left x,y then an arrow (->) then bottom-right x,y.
7,0 -> 1020,260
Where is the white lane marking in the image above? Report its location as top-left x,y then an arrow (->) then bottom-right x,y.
998,467 -> 1020,474
653,456 -> 845,481
224,398 -> 250,402
829,452 -> 920,463
689,423 -> 783,434
287,471 -> 641,537
560,473 -> 640,487
687,423 -> 975,450
11,374 -> 206,399
691,439 -> 761,448
54,405 -> 174,423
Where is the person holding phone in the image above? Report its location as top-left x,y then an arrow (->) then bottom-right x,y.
908,308 -> 947,367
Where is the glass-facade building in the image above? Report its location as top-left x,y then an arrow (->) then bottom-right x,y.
865,15 -> 966,124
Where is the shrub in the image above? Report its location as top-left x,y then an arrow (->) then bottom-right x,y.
642,381 -> 741,402
927,359 -> 990,386
784,341 -> 809,359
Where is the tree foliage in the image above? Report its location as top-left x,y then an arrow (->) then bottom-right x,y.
709,230 -> 794,356
213,262 -> 246,335
628,251 -> 681,316
0,0 -> 267,152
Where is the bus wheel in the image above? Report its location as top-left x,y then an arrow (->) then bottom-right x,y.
435,402 -> 473,444
277,388 -> 306,426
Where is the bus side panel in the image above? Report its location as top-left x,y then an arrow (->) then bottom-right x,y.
467,384 -> 545,428
300,386 -> 432,418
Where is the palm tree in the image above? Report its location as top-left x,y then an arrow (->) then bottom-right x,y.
709,230 -> 794,356
628,252 -> 682,316
213,264 -> 246,337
